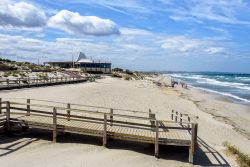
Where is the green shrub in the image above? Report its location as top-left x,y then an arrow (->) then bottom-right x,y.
125,69 -> 133,75
112,68 -> 123,72
112,73 -> 122,78
223,142 -> 250,167
124,75 -> 132,80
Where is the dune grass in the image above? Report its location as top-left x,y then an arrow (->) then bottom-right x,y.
223,142 -> 250,167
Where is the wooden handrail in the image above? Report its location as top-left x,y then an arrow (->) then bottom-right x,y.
8,101 -> 152,120
9,101 -> 151,120
1,97 -> 149,114
8,102 -> 192,124
30,99 -> 149,114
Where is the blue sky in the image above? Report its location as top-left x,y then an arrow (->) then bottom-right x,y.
0,0 -> 250,72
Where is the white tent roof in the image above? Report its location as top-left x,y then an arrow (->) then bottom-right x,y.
76,52 -> 93,63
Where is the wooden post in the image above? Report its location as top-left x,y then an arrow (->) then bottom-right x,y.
27,77 -> 30,87
110,108 -> 113,126
188,116 -> 191,128
171,110 -> 174,120
155,120 -> 159,158
194,123 -> 198,153
18,78 -> 21,87
149,109 -> 155,128
175,111 -> 178,122
189,123 -> 196,163
0,98 -> 2,114
27,99 -> 30,116
152,113 -> 156,126
180,113 -> 183,124
6,101 -> 10,132
7,79 -> 9,88
67,103 -> 70,121
53,107 -> 57,143
103,114 -> 107,147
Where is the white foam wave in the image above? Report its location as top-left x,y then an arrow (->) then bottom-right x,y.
170,73 -> 250,91
235,77 -> 250,82
197,78 -> 250,91
170,74 -> 203,80
193,87 -> 250,103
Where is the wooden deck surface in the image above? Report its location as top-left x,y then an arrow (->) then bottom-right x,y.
11,113 -> 191,146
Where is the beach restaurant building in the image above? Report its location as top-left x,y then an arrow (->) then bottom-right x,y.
45,52 -> 112,74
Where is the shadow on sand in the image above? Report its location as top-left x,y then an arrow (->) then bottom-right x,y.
0,130 -> 230,166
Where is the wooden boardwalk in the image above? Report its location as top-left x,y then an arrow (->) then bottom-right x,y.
0,75 -> 98,90
0,98 -> 198,163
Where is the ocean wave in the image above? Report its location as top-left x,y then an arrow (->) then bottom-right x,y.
169,74 -> 203,80
193,87 -> 250,103
170,73 -> 250,91
235,77 -> 250,82
196,79 -> 250,91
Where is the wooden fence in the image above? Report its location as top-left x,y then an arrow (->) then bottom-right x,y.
0,98 -> 198,163
0,75 -> 99,90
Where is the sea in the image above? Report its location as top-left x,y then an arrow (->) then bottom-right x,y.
166,72 -> 250,104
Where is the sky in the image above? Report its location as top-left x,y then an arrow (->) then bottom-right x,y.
0,0 -> 250,72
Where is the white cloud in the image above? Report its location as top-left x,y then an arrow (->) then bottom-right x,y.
120,28 -> 153,36
56,0 -> 152,14
0,33 -> 152,63
0,1 -> 46,28
161,36 -> 227,55
0,32 -> 247,71
205,47 -> 225,55
168,0 -> 250,25
48,10 -> 120,36
161,36 -> 202,52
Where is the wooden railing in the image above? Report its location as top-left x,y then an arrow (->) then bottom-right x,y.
0,98 -> 198,163
171,109 -> 198,159
171,109 -> 199,125
0,75 -> 100,90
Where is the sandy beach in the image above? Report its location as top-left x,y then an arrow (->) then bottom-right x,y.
0,75 -> 250,167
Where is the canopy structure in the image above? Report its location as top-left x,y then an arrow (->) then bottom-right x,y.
76,52 -> 93,63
